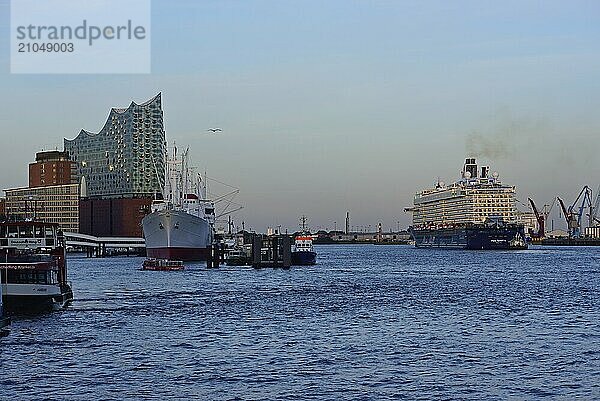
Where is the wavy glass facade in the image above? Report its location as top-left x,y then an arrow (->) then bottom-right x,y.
64,93 -> 166,199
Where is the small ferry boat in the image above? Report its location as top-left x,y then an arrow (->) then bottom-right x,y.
142,258 -> 185,271
0,221 -> 73,313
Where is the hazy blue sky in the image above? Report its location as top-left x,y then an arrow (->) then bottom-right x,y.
1,0 -> 599,232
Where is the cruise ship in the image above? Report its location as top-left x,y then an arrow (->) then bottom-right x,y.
408,158 -> 528,250
142,147 -> 215,261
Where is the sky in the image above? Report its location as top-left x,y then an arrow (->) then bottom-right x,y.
0,0 -> 599,232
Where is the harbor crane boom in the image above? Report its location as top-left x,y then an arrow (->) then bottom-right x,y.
559,186 -> 593,238
557,197 -> 577,237
593,185 -> 600,225
542,197 -> 557,223
528,198 -> 545,238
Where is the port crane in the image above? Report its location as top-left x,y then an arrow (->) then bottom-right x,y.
525,197 -> 558,238
557,186 -> 594,238
593,185 -> 600,226
528,198 -> 545,239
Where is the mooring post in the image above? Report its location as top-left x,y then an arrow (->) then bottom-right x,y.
207,244 -> 214,268
213,244 -> 221,267
252,234 -> 262,268
272,236 -> 279,266
220,242 -> 226,264
282,235 -> 292,268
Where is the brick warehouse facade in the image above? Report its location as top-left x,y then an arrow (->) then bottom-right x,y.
78,198 -> 152,238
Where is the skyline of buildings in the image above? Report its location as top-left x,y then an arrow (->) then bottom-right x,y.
4,150 -> 80,232
2,94 -> 167,236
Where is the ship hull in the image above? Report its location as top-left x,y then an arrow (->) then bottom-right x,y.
2,284 -> 73,313
146,247 -> 209,261
291,251 -> 317,265
142,209 -> 212,261
412,225 -> 528,250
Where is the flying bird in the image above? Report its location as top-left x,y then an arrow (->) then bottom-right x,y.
207,128 -> 222,133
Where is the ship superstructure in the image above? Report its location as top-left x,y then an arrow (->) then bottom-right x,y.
0,221 -> 74,312
291,216 -> 317,265
410,158 -> 527,250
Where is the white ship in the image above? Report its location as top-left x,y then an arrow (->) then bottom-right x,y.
142,147 -> 215,261
409,158 -> 528,250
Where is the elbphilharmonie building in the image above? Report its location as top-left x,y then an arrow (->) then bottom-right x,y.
64,93 -> 166,199
62,93 -> 167,237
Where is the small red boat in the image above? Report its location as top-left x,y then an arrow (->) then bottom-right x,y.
142,258 -> 185,271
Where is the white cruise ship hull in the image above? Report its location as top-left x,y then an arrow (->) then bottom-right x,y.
142,209 -> 212,261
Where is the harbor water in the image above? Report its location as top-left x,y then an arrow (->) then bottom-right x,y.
2,245 -> 600,400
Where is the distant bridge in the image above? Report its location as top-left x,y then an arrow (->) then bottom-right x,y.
63,232 -> 145,257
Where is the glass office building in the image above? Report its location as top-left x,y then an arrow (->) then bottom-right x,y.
64,93 -> 166,199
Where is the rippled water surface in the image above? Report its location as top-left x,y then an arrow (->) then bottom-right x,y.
2,245 -> 600,400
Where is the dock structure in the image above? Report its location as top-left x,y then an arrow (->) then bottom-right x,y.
540,237 -> 600,246
206,242 -> 226,268
251,234 -> 292,268
63,232 -> 145,257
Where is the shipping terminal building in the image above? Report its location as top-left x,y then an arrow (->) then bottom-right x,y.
3,93 -> 166,238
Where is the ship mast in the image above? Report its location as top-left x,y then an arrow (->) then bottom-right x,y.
299,215 -> 308,232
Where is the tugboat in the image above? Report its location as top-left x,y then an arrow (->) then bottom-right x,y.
291,216 -> 317,266
0,221 -> 73,313
142,258 -> 185,271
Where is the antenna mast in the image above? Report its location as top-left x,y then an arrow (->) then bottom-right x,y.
300,215 -> 308,232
